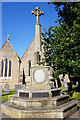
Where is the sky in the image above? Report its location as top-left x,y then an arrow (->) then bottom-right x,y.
2,2 -> 59,58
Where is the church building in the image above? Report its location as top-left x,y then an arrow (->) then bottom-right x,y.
0,35 -> 20,89
0,7 -> 49,89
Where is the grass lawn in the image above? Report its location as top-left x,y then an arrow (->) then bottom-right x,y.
0,90 -> 15,101
61,85 -> 80,100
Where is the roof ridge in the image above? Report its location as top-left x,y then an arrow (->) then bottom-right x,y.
0,40 -> 20,60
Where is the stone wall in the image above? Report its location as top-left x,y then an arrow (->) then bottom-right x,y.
0,40 -> 19,89
21,39 -> 35,85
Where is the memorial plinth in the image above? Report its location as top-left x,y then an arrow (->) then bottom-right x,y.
2,64 -> 78,119
18,88 -> 61,98
2,95 -> 77,118
1,7 -> 78,119
17,65 -> 61,99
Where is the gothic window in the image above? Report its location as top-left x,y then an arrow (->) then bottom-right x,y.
1,60 -> 4,77
28,60 -> 31,76
8,61 -> 11,77
5,59 -> 8,77
1,59 -> 12,78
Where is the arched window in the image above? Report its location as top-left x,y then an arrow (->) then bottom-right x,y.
5,59 -> 8,77
28,60 -> 31,76
1,60 -> 4,77
1,59 -> 12,78
8,61 -> 11,77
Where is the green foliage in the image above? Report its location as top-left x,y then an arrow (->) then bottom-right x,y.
42,22 -> 80,80
42,2 -> 80,81
42,26 -> 54,66
72,92 -> 80,100
53,2 -> 80,28
53,23 -> 80,79
61,85 -> 80,100
0,90 -> 15,101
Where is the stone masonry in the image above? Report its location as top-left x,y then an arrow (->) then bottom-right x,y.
0,38 -> 20,89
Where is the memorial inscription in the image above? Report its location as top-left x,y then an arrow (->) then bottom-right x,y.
32,92 -> 49,98
19,92 -> 29,97
34,69 -> 46,83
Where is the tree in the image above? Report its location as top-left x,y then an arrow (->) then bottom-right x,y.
42,2 -> 80,82
42,27 -> 54,66
52,23 -> 80,81
52,2 -> 80,28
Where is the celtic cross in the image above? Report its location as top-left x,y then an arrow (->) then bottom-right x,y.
32,7 -> 44,24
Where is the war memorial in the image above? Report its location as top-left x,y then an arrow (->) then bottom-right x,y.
1,7 -> 78,119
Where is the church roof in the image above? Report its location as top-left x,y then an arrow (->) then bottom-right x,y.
0,39 -> 20,60
21,38 -> 34,59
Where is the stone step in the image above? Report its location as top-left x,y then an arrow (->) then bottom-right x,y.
1,100 -> 78,118
52,94 -> 69,106
9,94 -> 69,108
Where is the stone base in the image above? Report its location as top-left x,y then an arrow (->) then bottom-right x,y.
10,94 -> 69,108
17,88 -> 61,98
1,87 -> 78,119
2,100 -> 77,118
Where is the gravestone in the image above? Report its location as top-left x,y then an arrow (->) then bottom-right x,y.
64,74 -> 70,83
15,85 -> 22,94
4,84 -> 10,93
0,85 -> 2,96
15,84 -> 26,94
63,81 -> 68,90
76,81 -> 80,87
49,83 -> 54,89
67,83 -> 72,91
76,82 -> 78,86
21,84 -> 26,89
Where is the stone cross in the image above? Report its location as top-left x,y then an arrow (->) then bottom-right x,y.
32,7 -> 44,24
7,34 -> 10,41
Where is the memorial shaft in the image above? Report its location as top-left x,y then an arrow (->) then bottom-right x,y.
32,7 -> 44,53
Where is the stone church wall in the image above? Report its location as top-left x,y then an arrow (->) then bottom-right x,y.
21,39 -> 35,85
0,40 -> 19,89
